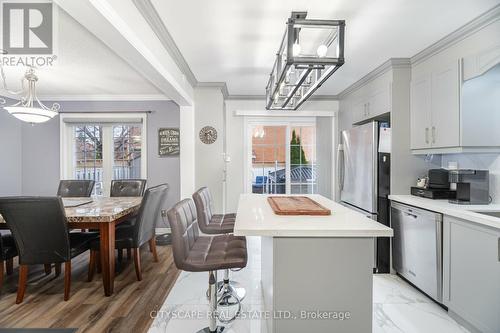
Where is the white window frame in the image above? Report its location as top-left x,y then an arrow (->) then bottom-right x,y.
243,116 -> 316,194
60,113 -> 148,196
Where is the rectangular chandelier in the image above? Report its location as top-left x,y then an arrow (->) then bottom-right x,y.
266,12 -> 345,110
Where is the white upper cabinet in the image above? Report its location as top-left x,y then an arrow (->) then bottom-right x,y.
410,72 -> 432,149
410,20 -> 500,154
410,59 -> 460,151
463,44 -> 500,81
347,72 -> 392,125
430,60 -> 460,148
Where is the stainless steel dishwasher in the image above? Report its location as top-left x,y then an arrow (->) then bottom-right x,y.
391,202 -> 443,303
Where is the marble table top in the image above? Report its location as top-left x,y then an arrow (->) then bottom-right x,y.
0,197 -> 142,224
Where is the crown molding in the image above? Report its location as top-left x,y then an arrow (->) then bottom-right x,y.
411,4 -> 500,66
310,95 -> 340,101
132,0 -> 198,87
338,58 -> 411,99
196,82 -> 229,99
225,94 -> 339,101
226,95 -> 265,101
37,94 -> 172,101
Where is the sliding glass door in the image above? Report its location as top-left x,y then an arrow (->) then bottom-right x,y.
247,120 -> 316,195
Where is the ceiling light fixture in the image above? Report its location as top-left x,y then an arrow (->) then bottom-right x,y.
265,12 -> 345,110
0,53 -> 60,124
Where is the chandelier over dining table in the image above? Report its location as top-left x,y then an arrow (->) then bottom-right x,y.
266,12 -> 345,110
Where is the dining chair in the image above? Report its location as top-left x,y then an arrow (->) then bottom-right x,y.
57,180 -> 95,197
110,179 -> 147,261
110,179 -> 147,197
0,197 -> 98,303
88,184 -> 168,282
0,231 -> 18,292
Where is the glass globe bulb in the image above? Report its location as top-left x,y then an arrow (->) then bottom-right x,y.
292,43 -> 301,57
317,44 -> 328,58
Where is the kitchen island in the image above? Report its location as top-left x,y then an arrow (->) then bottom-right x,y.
234,194 -> 393,333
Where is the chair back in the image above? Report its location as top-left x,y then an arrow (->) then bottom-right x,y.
110,179 -> 147,197
0,197 -> 70,264
192,187 -> 215,233
57,180 -> 95,197
132,184 -> 168,247
167,199 -> 200,270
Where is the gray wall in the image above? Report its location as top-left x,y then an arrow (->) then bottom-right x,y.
0,103 -> 22,196
2,99 -> 180,227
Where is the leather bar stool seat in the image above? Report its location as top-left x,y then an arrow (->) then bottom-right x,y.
192,187 -> 245,306
181,234 -> 246,272
192,187 -> 237,235
168,198 -> 247,332
201,214 -> 236,235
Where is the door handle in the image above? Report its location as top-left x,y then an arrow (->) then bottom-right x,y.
432,126 -> 436,144
425,128 -> 429,144
337,144 -> 345,191
404,212 -> 418,219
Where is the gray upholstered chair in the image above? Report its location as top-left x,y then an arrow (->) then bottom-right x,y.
192,187 -> 245,305
110,179 -> 148,261
88,184 -> 168,282
57,180 -> 95,197
110,179 -> 147,197
168,198 -> 247,332
0,197 -> 98,303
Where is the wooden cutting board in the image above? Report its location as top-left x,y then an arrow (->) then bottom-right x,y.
267,196 -> 331,216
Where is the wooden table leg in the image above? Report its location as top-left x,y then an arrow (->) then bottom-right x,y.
99,222 -> 116,296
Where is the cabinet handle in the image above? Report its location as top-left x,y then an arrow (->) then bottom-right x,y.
498,237 -> 500,262
432,126 -> 436,144
425,128 -> 429,144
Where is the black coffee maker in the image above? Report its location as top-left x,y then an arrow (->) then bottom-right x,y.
411,169 -> 456,199
448,169 -> 490,205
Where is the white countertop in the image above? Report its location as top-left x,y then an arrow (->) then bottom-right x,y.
233,194 -> 393,237
389,195 -> 500,230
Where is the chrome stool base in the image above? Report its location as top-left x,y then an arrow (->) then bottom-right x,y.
217,281 -> 246,306
196,327 -> 225,333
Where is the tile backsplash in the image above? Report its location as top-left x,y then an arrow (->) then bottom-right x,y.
441,154 -> 500,203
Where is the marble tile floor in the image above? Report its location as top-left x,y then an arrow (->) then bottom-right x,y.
149,237 -> 469,333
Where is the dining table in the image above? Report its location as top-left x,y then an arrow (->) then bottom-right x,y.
0,196 -> 143,297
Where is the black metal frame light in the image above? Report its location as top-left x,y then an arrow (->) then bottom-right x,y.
265,12 -> 345,110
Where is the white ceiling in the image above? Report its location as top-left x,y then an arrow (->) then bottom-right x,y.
151,0 -> 499,96
2,7 -> 162,98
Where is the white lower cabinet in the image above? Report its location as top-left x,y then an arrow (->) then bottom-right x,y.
443,216 -> 500,333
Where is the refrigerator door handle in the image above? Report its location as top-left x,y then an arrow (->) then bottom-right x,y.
337,144 -> 345,191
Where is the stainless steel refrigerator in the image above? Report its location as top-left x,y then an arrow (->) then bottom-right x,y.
338,121 -> 391,273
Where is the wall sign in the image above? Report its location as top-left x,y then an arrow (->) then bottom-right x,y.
158,128 -> 180,156
199,126 -> 217,144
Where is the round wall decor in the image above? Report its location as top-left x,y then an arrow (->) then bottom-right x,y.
199,126 -> 218,144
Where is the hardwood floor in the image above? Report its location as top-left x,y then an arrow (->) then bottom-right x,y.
0,244 -> 179,332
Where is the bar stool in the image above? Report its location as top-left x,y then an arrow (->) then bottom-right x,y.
167,199 -> 247,333
192,187 -> 246,305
